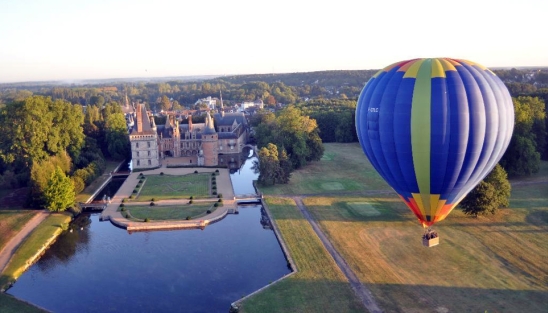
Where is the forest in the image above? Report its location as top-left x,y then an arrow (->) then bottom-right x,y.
0,67 -> 546,208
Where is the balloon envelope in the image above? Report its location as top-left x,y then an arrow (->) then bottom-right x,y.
355,58 -> 514,227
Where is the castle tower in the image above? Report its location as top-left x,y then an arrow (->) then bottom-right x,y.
129,103 -> 160,169
201,112 -> 218,166
173,118 -> 181,157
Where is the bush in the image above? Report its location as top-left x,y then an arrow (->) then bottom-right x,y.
144,218 -> 150,222
212,191 -> 217,195
122,198 -> 126,203
160,172 -> 164,175
121,207 -> 126,212
189,196 -> 194,200
150,202 -> 155,206
194,170 -> 198,174
120,203 -> 125,207
139,179 -> 144,183
218,194 -> 223,198
139,173 -> 144,177
151,198 -> 155,201
129,195 -> 133,199
189,200 -> 193,204
206,210 -> 211,214
211,173 -> 216,176
133,189 -> 137,193
215,169 -> 219,173
136,184 -> 141,188
214,203 -> 219,207
186,216 -> 191,220
218,199 -> 222,202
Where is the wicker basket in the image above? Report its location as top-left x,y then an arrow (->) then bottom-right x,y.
422,237 -> 439,247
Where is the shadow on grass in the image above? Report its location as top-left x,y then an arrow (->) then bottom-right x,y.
369,283 -> 548,313
243,278 -> 548,313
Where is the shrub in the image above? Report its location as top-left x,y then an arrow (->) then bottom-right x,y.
194,170 -> 198,174
186,216 -> 191,220
212,191 -> 217,195
129,195 -> 133,199
190,196 -> 194,200
120,203 -> 125,207
144,218 -> 150,222
214,203 -> 219,207
160,172 -> 164,175
211,173 -> 216,176
133,189 -> 137,193
215,169 -> 219,173
121,207 -> 126,212
218,194 -> 223,198
150,202 -> 155,206
189,200 -> 193,204
122,198 -> 126,203
218,199 -> 222,202
206,210 -> 211,214
136,184 -> 141,188
151,198 -> 155,201
139,179 -> 144,183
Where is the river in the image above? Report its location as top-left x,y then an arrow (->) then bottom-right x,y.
7,153 -> 290,312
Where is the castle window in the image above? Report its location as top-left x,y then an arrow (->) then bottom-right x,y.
148,142 -> 151,148
148,160 -> 151,165
137,151 -> 139,157
148,151 -> 151,156
136,142 -> 139,148
137,160 -> 140,166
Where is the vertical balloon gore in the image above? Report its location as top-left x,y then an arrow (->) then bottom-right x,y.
356,58 -> 514,227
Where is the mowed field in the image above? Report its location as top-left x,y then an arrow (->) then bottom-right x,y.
252,143 -> 548,313
136,173 -> 211,200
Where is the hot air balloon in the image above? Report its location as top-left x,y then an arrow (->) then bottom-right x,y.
355,58 -> 514,246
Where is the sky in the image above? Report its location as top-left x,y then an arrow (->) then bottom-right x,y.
0,0 -> 547,83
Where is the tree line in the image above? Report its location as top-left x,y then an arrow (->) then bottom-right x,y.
0,96 -> 130,212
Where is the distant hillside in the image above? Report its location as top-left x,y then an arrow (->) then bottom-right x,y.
211,70 -> 379,88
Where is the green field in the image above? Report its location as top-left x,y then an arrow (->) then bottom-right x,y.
135,174 -> 211,200
122,203 -> 216,220
0,213 -> 72,290
245,143 -> 548,312
0,293 -> 46,313
239,197 -> 363,313
0,211 -> 37,252
259,143 -> 389,195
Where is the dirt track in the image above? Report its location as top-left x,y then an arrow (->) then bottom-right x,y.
0,211 -> 48,273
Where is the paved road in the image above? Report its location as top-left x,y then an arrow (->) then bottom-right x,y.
292,196 -> 383,313
0,210 -> 48,273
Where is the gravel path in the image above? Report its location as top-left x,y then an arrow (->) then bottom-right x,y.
0,210 -> 48,273
292,196 -> 383,313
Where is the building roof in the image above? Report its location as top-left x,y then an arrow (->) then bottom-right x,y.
213,112 -> 248,127
131,104 -> 156,135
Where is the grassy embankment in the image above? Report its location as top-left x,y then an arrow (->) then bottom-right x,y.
245,142 -> 548,312
0,212 -> 72,290
75,160 -> 124,203
239,197 -> 364,313
0,293 -> 46,313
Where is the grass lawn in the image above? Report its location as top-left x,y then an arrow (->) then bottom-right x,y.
260,143 -> 389,195
0,212 -> 72,290
122,203 -> 216,220
0,293 -> 46,313
0,211 -> 37,252
255,143 -> 548,312
135,173 -> 211,200
239,197 -> 364,313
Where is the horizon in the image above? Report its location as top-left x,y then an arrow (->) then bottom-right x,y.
1,0 -> 547,84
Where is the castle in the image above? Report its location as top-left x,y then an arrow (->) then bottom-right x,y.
129,103 -> 249,170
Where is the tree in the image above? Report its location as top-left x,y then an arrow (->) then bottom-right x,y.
257,144 -> 281,186
43,166 -> 75,212
500,135 -> 541,176
159,95 -> 171,111
105,113 -> 130,160
460,164 -> 511,217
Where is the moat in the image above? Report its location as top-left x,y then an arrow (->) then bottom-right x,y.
7,154 -> 290,312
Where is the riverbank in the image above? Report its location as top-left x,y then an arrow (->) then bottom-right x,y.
0,212 -> 72,291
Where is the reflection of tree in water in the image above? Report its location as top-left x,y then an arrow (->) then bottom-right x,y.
260,207 -> 272,230
36,214 -> 92,273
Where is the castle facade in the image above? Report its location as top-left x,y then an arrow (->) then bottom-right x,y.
129,104 -> 249,170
